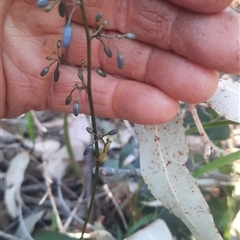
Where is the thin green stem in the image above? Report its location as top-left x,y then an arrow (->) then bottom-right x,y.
79,1 -> 101,239
63,114 -> 81,177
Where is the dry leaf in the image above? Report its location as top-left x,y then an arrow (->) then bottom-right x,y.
125,219 -> 172,240
4,151 -> 30,218
135,114 -> 223,240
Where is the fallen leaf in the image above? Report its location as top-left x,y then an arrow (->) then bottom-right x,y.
4,151 -> 30,218
135,114 -> 223,240
125,219 -> 172,240
14,210 -> 45,238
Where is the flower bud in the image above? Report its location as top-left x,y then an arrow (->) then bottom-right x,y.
83,144 -> 93,156
125,33 -> 136,40
104,47 -> 112,58
86,127 -> 93,134
58,1 -> 66,18
57,40 -> 62,49
45,5 -> 52,12
65,95 -> 72,105
95,12 -> 103,23
95,69 -> 107,78
102,20 -> 109,26
54,69 -> 60,82
107,129 -> 118,136
78,71 -> 83,81
40,67 -> 49,77
117,53 -> 124,69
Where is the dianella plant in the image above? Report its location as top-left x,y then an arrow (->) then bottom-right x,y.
37,0 -> 135,239
36,1 -> 240,240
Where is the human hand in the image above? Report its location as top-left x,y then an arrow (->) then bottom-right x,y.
1,0 -> 239,124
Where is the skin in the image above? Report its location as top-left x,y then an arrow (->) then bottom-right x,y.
1,0 -> 239,124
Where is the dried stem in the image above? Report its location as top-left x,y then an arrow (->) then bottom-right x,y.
189,104 -> 212,161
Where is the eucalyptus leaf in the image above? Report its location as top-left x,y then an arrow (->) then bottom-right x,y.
135,114 -> 223,240
207,79 -> 240,123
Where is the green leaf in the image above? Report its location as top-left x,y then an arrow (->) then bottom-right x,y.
193,151 -> 240,178
35,230 -> 75,240
26,112 -> 35,142
186,120 -> 237,135
126,213 -> 155,237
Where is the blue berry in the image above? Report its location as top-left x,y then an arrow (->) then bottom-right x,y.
37,0 -> 48,7
73,101 -> 80,116
63,24 -> 72,48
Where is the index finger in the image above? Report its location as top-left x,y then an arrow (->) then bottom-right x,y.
71,0 -> 239,74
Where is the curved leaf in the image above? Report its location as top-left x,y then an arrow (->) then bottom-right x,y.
135,114 -> 223,240
206,79 -> 240,123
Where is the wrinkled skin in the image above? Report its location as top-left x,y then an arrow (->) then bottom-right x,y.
1,0 -> 239,124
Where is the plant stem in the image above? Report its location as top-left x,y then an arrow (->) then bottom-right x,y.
79,1 -> 101,239
63,114 -> 81,177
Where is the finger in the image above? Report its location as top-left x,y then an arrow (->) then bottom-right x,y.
70,0 -> 239,74
46,65 -> 179,125
65,24 -> 219,104
167,0 -> 232,13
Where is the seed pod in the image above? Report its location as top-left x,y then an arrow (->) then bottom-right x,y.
65,95 -> 72,105
37,0 -> 48,7
95,69 -> 107,78
57,40 -> 62,49
125,33 -> 136,40
40,67 -> 49,77
63,24 -> 72,48
95,12 -> 103,23
78,71 -> 83,81
83,144 -> 93,156
86,127 -> 93,134
73,101 -> 80,117
58,1 -> 66,18
117,53 -> 124,69
104,47 -> 112,58
54,69 -> 60,82
107,129 -> 118,136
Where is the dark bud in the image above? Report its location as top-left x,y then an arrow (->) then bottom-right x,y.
107,129 -> 118,136
65,95 -> 72,105
117,53 -> 124,69
63,24 -> 72,48
78,71 -> 83,81
95,69 -> 107,78
58,1 -> 66,18
37,0 -> 48,7
104,47 -> 112,58
40,67 -> 49,77
54,69 -> 60,82
73,101 -> 80,117
57,40 -> 62,49
46,56 -> 52,60
86,127 -> 93,134
95,12 -> 103,23
83,144 -> 93,156
125,33 -> 136,40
